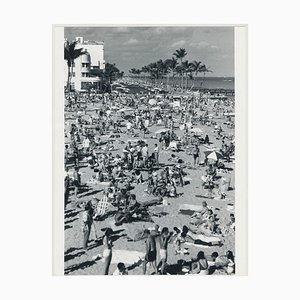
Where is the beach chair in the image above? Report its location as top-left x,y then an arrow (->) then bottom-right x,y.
95,197 -> 110,218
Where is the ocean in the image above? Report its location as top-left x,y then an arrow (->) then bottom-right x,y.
162,77 -> 235,90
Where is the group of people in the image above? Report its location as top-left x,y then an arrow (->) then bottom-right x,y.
64,85 -> 235,275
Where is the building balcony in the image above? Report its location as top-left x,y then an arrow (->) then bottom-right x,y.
81,77 -> 100,83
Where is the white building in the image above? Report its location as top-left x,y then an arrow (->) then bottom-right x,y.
65,36 -> 105,91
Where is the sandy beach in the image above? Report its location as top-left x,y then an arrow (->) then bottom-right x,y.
64,81 -> 235,275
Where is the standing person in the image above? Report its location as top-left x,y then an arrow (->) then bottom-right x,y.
73,167 -> 81,199
153,144 -> 159,166
143,230 -> 158,275
126,120 -> 133,135
164,132 -> 170,149
81,202 -> 98,250
158,227 -> 172,274
83,136 -> 90,154
102,228 -> 113,275
142,143 -> 149,166
64,168 -> 70,208
192,144 -> 200,166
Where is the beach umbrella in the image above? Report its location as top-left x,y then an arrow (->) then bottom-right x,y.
148,99 -> 157,106
119,108 -> 134,112
190,127 -> 203,134
205,151 -> 223,161
186,122 -> 193,128
155,128 -> 170,135
151,106 -> 160,110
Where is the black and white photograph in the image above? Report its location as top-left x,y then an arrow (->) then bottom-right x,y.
59,25 -> 242,275
5,0 -> 300,298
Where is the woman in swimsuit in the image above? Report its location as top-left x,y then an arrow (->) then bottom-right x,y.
102,228 -> 113,275
190,251 -> 209,275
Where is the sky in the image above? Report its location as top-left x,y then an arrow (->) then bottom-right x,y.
65,26 -> 234,77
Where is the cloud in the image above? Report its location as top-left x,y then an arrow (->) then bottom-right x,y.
170,40 -> 186,47
123,38 -> 139,45
189,41 -> 210,49
153,27 -> 168,34
189,42 -> 219,52
112,27 -> 131,33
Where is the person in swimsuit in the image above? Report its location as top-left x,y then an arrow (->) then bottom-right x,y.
192,144 -> 200,165
190,251 -> 209,275
73,167 -> 81,199
225,250 -> 235,274
158,227 -> 172,274
81,202 -> 98,250
102,228 -> 113,275
143,230 -> 158,275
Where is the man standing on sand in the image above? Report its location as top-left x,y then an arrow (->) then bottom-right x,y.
73,167 -> 81,199
192,144 -> 200,165
142,143 -> 149,166
81,202 -> 98,250
64,168 -> 70,208
153,143 -> 159,166
143,230 -> 158,275
83,136 -> 90,154
158,227 -> 172,274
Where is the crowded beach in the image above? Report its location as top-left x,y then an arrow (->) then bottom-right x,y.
64,78 -> 235,275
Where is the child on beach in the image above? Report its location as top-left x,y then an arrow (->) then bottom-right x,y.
113,262 -> 128,275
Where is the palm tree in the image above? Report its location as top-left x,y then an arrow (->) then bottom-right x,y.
175,64 -> 184,89
64,40 -> 85,94
135,69 -> 141,80
190,60 -> 202,90
141,66 -> 149,82
103,63 -> 120,92
181,60 -> 193,90
148,62 -> 159,86
156,59 -> 166,85
165,57 -> 178,88
129,68 -> 137,78
90,63 -> 120,93
199,64 -> 212,89
173,48 -> 187,89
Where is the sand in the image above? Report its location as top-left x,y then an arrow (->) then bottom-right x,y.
64,88 -> 235,275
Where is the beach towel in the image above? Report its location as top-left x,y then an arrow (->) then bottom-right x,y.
149,205 -> 167,217
179,204 -> 205,215
187,232 -> 221,243
184,242 -> 210,249
95,249 -> 144,265
227,204 -> 234,212
168,141 -> 178,150
183,176 -> 192,182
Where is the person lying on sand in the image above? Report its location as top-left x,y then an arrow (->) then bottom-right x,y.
174,225 -> 222,246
